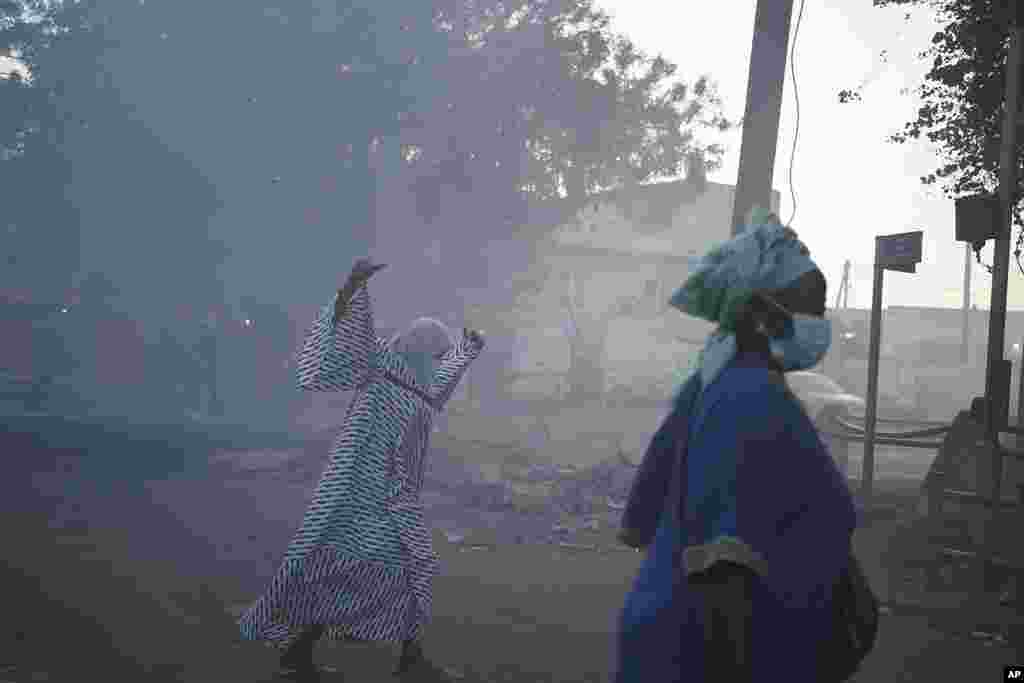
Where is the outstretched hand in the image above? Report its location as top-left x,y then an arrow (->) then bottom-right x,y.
463,328 -> 485,350
333,258 -> 386,323
349,258 -> 387,284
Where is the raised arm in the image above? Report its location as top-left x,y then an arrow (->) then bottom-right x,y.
430,328 -> 485,408
295,259 -> 387,392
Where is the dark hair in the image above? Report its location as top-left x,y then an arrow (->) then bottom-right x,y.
773,269 -> 827,317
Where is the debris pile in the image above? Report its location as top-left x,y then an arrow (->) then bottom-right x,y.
422,446 -> 640,549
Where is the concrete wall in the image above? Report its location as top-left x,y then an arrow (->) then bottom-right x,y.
553,180 -> 780,259
828,306 -> 1024,421
495,181 -> 766,400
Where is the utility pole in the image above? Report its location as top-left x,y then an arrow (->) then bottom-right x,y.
843,261 -> 850,309
984,22 -> 1022,442
1016,334 -> 1024,451
828,261 -> 849,379
834,260 -> 851,311
834,263 -> 844,311
985,20 -> 1023,440
730,0 -> 796,236
980,15 -> 1023,592
962,244 -> 972,366
958,244 -> 966,366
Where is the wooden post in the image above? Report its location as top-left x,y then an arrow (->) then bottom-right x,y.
980,17 -> 1023,593
1017,336 -> 1024,450
842,260 -> 850,309
730,0 -> 796,236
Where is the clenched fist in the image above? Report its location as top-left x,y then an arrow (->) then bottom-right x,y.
333,258 -> 387,323
462,328 -> 485,350
349,258 -> 387,284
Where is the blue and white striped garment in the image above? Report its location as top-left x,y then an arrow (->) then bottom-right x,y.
237,285 -> 481,649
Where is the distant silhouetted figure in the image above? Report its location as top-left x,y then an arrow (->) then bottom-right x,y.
193,311 -> 223,419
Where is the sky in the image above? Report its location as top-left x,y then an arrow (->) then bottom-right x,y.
0,57 -> 19,75
596,0 -> 1024,312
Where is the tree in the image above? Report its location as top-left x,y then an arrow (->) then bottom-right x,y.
1,1 -> 94,303
3,0 -> 734,403
89,0 -> 729,293
2,1 -> 242,424
397,0 -> 733,228
838,0 -> 1023,273
523,4 -> 730,206
0,1 -> 80,154
387,0 -> 734,398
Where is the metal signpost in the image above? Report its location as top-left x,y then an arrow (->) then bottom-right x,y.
962,244 -> 971,365
862,231 -> 923,508
1018,337 -> 1024,449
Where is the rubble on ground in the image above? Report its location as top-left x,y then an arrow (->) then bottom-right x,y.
422,445 -> 638,549
212,439 -> 642,550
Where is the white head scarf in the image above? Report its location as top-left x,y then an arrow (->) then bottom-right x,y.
387,317 -> 454,387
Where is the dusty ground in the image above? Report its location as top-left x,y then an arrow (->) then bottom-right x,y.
1,414 -> 1019,682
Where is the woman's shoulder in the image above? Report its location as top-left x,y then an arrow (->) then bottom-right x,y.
717,363 -> 789,397
704,365 -> 804,425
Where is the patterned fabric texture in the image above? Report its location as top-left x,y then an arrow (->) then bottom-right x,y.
237,285 -> 481,648
667,207 -> 818,390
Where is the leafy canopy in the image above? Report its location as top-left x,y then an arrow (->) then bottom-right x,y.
839,0 -> 1023,273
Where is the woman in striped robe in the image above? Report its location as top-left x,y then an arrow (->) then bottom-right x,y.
238,259 -> 485,681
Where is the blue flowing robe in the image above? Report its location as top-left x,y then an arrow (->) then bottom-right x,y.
616,352 -> 857,682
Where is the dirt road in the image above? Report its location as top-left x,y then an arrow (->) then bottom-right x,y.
1,414 -> 1017,682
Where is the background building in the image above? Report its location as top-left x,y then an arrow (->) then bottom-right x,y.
830,305 -> 1024,421
502,179 -> 782,403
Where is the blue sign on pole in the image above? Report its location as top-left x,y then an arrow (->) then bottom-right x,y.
876,231 -> 923,270
863,229 -> 923,507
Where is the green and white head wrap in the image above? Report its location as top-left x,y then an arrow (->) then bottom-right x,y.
668,206 -> 819,388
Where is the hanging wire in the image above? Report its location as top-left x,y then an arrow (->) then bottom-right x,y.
784,0 -> 807,229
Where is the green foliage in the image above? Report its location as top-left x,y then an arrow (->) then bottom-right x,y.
386,0 -> 735,226
1,1 -> 79,156
415,0 -> 733,397
1,0 -> 734,310
840,0 -> 1024,272
1,0 -> 226,307
3,0 -> 734,238
1,1 -> 94,300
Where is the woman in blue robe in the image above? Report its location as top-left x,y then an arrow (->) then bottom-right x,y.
615,208 -> 859,683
